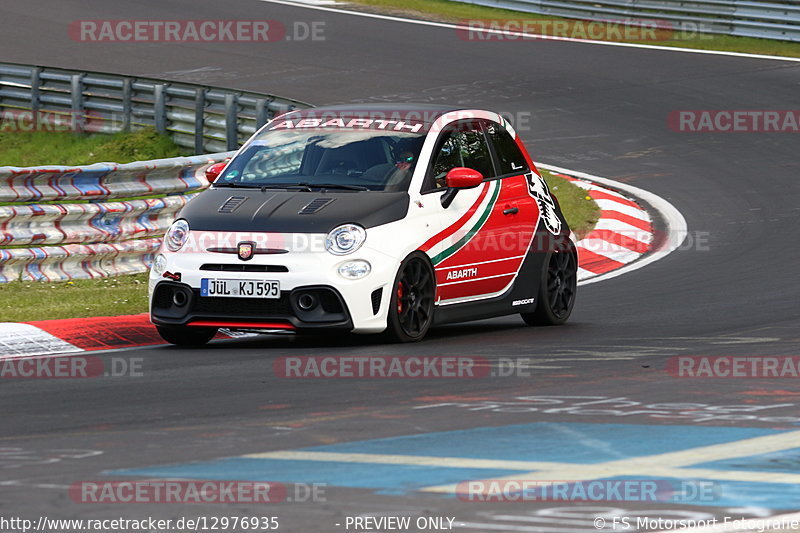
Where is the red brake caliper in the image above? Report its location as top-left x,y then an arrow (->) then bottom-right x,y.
396,282 -> 404,314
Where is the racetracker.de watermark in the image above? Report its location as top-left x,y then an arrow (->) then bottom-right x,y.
158,229 -> 708,256
456,18 -> 713,42
69,480 -> 326,503
274,356 -> 539,378
0,109 -> 118,133
69,20 -> 325,42
265,108 -> 536,134
457,479 -> 719,503
667,356 -> 800,378
0,356 -> 143,379
668,110 -> 800,132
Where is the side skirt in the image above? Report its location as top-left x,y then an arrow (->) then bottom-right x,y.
432,242 -> 547,325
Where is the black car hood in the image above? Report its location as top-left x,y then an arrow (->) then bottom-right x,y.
179,188 -> 410,233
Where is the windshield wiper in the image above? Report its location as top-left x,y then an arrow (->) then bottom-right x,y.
212,182 -> 257,188
283,184 -> 314,192
304,183 -> 369,191
214,183 -> 314,192
213,182 -> 367,192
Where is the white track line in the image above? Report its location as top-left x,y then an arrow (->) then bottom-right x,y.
244,450 -> 570,470
539,162 -> 688,286
261,0 -> 800,62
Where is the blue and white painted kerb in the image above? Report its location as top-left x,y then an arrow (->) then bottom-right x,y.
111,422 -> 800,509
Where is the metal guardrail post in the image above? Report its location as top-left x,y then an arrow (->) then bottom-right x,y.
121,78 -> 132,133
194,87 -> 206,154
255,97 -> 272,130
154,83 -> 167,135
30,67 -> 41,116
224,93 -> 238,151
70,73 -> 85,134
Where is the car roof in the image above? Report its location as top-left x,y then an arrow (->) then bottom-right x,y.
280,103 -> 477,125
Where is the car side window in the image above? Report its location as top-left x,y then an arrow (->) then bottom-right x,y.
486,122 -> 528,175
425,122 -> 494,192
431,135 -> 462,189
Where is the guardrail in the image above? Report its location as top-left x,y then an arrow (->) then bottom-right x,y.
0,63 -> 312,283
0,62 -> 310,153
451,0 -> 800,42
0,153 -> 234,283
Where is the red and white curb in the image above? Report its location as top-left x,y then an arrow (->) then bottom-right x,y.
0,314 -> 256,358
0,165 -> 687,358
551,169 -> 655,282
0,315 -> 163,358
539,163 -> 687,286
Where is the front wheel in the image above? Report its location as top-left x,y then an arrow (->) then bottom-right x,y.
521,246 -> 577,326
385,254 -> 436,342
156,325 -> 218,346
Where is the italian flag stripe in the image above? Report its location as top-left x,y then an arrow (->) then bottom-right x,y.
431,181 -> 500,266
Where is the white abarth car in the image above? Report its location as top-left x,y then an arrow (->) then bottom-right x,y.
149,105 -> 577,345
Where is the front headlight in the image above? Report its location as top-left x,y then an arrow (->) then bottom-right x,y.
165,219 -> 190,252
325,224 -> 366,255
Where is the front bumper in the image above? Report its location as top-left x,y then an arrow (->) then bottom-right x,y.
151,281 -> 355,332
148,232 -> 398,334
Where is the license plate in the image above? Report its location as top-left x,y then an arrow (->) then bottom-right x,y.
200,279 -> 280,298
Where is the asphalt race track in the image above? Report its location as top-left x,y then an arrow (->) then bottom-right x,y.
2,0 -> 800,531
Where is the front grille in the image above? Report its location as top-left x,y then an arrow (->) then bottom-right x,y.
192,291 -> 293,316
206,247 -> 289,255
371,288 -> 382,314
200,263 -> 288,273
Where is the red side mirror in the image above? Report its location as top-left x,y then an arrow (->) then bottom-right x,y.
445,167 -> 484,189
205,161 -> 228,182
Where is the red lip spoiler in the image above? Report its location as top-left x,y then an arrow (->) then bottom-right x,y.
189,321 -> 296,330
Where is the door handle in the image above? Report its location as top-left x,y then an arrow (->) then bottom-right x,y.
503,207 -> 519,215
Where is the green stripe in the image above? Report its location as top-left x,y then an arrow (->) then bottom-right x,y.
432,181 -> 500,265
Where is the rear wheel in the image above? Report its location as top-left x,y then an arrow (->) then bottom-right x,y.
521,245 -> 577,326
156,325 -> 218,346
385,254 -> 435,342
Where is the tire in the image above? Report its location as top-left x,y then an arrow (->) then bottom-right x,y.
385,253 -> 436,342
156,325 -> 218,346
521,245 -> 577,326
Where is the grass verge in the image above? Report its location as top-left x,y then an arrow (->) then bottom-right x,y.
543,169 -> 599,239
0,128 -> 185,167
347,0 -> 800,58
0,273 -> 150,322
1,173 -> 598,322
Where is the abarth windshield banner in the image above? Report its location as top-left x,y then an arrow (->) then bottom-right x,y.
268,117 -> 425,133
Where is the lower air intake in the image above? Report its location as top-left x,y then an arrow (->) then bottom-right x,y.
371,288 -> 382,315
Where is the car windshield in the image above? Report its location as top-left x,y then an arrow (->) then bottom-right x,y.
215,128 -> 427,192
